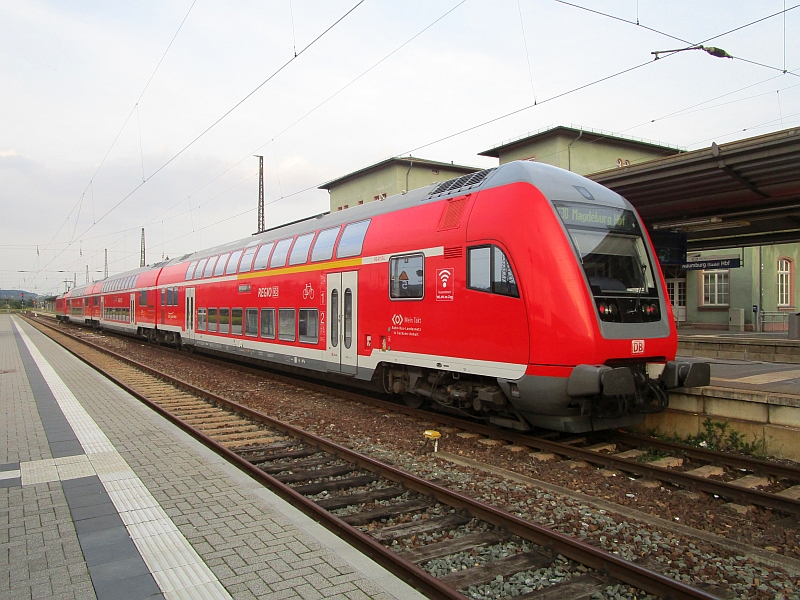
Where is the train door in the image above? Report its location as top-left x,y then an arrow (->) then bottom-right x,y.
184,288 -> 195,341
130,294 -> 136,325
326,272 -> 358,375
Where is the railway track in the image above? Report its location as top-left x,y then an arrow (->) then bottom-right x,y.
25,315 -> 719,599
32,316 -> 800,516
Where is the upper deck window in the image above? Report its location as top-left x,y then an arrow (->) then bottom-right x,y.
336,220 -> 370,258
270,238 -> 293,268
225,250 -> 243,275
289,233 -> 315,266
194,258 -> 208,279
213,253 -> 229,277
252,243 -> 273,271
185,261 -> 198,280
239,245 -> 258,273
203,257 -> 217,278
311,227 -> 340,262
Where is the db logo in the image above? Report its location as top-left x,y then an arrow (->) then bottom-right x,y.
391,314 -> 403,326
631,339 -> 645,354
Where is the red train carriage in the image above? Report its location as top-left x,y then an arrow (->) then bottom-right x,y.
57,161 -> 709,432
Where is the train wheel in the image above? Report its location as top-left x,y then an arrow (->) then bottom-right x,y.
402,393 -> 425,409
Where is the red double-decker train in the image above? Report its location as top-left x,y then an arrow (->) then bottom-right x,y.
56,161 -> 708,432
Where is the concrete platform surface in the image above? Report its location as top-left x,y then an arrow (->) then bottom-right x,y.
1,314 -> 425,600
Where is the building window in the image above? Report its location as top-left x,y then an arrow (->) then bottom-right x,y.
702,270 -> 729,306
778,259 -> 793,307
390,254 -> 424,299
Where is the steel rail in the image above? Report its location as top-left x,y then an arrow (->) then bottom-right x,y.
26,315 -> 719,600
611,431 -> 800,481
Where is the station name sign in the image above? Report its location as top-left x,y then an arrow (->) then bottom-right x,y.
681,258 -> 741,270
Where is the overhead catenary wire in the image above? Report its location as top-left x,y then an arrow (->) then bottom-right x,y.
44,0 -> 198,251
556,0 -> 800,77
139,0 -> 467,230
33,0 -> 366,280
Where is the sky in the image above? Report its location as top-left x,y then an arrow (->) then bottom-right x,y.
1,0 -> 798,296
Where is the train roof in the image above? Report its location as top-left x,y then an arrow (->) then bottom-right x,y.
58,160 -> 631,300
174,161 -> 629,264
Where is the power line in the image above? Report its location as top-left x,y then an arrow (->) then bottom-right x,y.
44,0 -> 198,251
556,0 -> 800,77
33,0 -> 366,280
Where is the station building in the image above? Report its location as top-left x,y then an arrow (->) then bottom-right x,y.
320,157 -> 479,213
322,126 -> 799,333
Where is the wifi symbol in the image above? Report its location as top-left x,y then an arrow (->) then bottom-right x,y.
438,269 -> 451,289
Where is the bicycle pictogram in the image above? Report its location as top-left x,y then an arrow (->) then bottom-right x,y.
302,283 -> 315,300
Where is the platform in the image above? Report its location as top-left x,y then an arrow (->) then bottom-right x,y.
0,314 -> 425,600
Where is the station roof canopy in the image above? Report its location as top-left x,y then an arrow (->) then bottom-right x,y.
319,156 -> 478,190
589,127 -> 800,250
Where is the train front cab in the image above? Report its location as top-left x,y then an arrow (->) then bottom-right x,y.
476,163 -> 709,433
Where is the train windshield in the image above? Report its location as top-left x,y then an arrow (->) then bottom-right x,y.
555,201 -> 656,296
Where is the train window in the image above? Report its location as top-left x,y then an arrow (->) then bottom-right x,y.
193,258 -> 207,279
139,291 -> 147,306
270,238 -> 293,268
344,290 -> 353,349
245,308 -> 258,337
336,220 -> 370,258
214,253 -> 230,277
161,289 -> 166,307
93,296 -> 98,306
468,246 -> 519,298
132,275 -> 139,288
298,309 -> 318,344
260,308 -> 276,339
166,288 -> 173,306
185,261 -> 198,280
311,227 -> 339,262
208,308 -> 218,332
173,287 -> 179,306
468,247 -> 491,292
219,308 -> 230,334
289,233 -> 314,266
197,309 -> 207,331
330,290 -> 339,348
231,308 -> 243,335
389,254 -> 424,300
493,249 -> 518,297
239,245 -> 258,273
203,257 -> 217,278
278,308 -> 296,341
253,243 -> 275,271
226,250 -> 243,275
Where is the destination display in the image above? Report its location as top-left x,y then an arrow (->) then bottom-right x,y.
554,202 -> 639,232
681,258 -> 741,270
